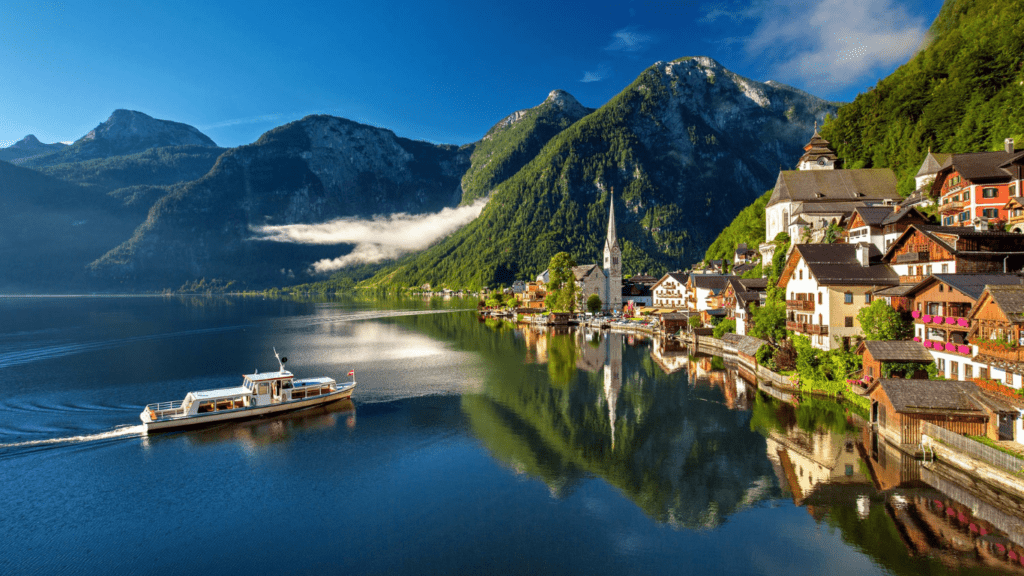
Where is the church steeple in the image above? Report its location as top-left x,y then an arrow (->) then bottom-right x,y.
605,190 -> 618,252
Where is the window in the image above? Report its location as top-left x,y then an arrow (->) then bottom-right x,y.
959,212 -> 969,222
818,293 -> 822,304
865,293 -> 871,304
845,316 -> 854,328
982,208 -> 999,218
799,270 -> 803,280
939,284 -> 944,292
941,264 -> 949,273
1011,183 -> 1018,197
937,358 -> 945,373
844,292 -> 853,304
926,265 -> 932,275
982,187 -> 998,198
965,365 -> 973,379
951,361 -> 959,376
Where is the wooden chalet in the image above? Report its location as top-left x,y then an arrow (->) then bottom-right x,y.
882,224 -> 1024,285
845,205 -> 928,253
868,379 -> 1012,445
857,340 -> 933,383
967,285 -> 1024,379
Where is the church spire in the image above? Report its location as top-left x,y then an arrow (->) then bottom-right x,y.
605,189 -> 617,251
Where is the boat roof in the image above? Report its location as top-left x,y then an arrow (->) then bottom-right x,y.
294,376 -> 335,386
243,370 -> 293,381
189,386 -> 252,400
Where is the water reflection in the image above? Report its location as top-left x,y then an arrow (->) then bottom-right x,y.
469,321 -> 1024,572
463,326 -> 779,528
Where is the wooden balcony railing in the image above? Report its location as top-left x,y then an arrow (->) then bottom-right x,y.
895,251 -> 929,264
786,321 -> 828,335
786,299 -> 815,311
975,342 -> 1024,363
939,200 -> 967,214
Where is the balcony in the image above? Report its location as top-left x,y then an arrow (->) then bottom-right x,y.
911,311 -> 971,328
895,251 -> 929,264
975,342 -> 1024,363
900,275 -> 925,284
939,200 -> 967,214
786,299 -> 815,311
786,321 -> 828,335
920,339 -> 972,356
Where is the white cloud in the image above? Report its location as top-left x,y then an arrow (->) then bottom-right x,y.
605,26 -> 654,52
739,0 -> 929,93
581,64 -> 611,83
251,199 -> 488,274
200,113 -> 292,130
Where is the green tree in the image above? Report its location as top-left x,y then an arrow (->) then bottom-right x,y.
546,252 -> 578,312
713,318 -> 736,338
586,294 -> 603,313
688,315 -> 703,328
857,300 -> 912,341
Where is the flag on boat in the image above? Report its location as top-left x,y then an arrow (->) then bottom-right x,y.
347,370 -> 355,376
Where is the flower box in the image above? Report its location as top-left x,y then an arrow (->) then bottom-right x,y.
913,336 -> 921,342
958,345 -> 971,355
945,342 -> 956,352
922,314 -> 932,322
933,315 -> 945,324
958,318 -> 970,327
923,340 -> 933,349
912,311 -> 921,319
945,317 -> 957,325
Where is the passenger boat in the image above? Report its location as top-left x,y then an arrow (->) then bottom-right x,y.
140,350 -> 356,433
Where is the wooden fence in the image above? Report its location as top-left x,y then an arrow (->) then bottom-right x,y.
923,421 -> 1024,475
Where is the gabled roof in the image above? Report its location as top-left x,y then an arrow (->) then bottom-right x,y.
935,150 -> 1024,183
873,379 -> 984,414
916,151 -> 951,178
629,274 -> 659,285
792,202 -> 865,216
850,206 -> 895,227
652,272 -> 688,291
732,263 -> 756,275
859,340 -> 933,362
982,285 -> 1024,323
882,224 -> 1024,263
737,278 -> 769,291
767,169 -> 899,208
572,264 -> 604,281
690,274 -> 733,292
782,243 -> 898,287
881,206 -> 926,226
735,243 -> 748,253
921,274 -> 1024,301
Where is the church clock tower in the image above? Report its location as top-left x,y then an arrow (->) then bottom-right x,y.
603,191 -> 622,312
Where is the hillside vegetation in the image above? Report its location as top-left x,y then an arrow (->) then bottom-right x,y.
821,0 -> 1024,195
702,189 -> 771,263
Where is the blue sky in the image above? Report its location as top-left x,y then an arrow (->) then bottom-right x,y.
0,0 -> 945,149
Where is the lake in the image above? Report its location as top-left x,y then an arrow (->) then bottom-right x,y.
2,296 -> 1023,575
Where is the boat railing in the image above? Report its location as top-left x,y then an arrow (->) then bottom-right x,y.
145,400 -> 186,419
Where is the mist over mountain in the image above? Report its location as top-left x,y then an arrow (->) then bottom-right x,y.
369,57 -> 838,289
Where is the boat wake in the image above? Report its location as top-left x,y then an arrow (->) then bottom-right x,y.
0,325 -> 252,369
296,308 -> 475,327
0,424 -> 145,451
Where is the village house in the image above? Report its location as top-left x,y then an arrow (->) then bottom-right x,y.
868,378 -> 1016,445
687,274 -> 733,313
857,340 -> 933,384
521,282 -> 546,309
967,284 -> 1024,389
651,272 -> 689,310
733,243 -> 757,266
902,274 -> 1023,382
1005,196 -> 1024,234
933,139 -> 1024,227
778,243 -> 898,350
882,224 -> 1024,284
845,205 -> 928,253
723,277 -> 768,336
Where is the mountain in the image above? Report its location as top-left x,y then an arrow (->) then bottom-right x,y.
460,90 -> 592,204
89,115 -> 473,288
820,0 -> 1024,195
37,145 -> 226,195
22,109 -> 219,168
0,160 -> 143,292
0,134 -> 68,163
368,57 -> 838,289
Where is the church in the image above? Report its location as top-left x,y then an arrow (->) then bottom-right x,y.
571,193 -> 622,313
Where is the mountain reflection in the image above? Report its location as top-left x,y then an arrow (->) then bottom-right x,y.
461,326 -> 780,528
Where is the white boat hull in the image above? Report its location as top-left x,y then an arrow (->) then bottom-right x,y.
141,383 -> 355,433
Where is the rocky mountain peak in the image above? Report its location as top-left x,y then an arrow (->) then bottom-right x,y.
544,90 -> 586,115
15,134 -> 42,147
80,109 -> 217,148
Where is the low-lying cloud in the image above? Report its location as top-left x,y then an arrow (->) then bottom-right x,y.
251,199 -> 487,274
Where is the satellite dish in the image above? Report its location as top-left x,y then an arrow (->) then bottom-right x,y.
281,357 -> 288,364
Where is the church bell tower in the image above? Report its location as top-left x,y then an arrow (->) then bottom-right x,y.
603,191 -> 622,312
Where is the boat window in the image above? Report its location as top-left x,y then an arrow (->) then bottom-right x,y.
283,382 -> 292,389
257,384 -> 269,395
216,399 -> 232,411
198,400 -> 215,413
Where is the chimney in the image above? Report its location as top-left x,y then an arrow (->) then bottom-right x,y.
1007,138 -> 1015,155
974,217 -> 989,232
856,244 -> 870,267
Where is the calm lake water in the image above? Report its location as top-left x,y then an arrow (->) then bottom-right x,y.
2,296 -> 1023,575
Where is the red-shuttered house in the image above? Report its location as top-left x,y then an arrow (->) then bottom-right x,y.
932,140 -> 1024,227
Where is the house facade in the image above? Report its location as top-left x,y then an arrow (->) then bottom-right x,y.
933,139 -> 1024,227
688,275 -> 732,313
651,272 -> 689,310
882,224 -> 1024,285
779,244 -> 898,350
967,285 -> 1024,390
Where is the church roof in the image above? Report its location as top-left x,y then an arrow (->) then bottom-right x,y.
605,191 -> 618,252
767,169 -> 899,208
